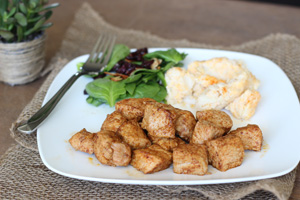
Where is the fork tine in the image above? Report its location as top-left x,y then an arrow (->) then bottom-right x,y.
94,35 -> 111,63
86,35 -> 103,63
100,35 -> 116,66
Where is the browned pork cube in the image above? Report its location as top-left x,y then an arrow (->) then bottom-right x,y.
175,109 -> 196,141
94,130 -> 131,167
148,135 -> 186,152
141,102 -> 177,138
173,144 -> 208,175
191,120 -> 224,144
228,124 -> 263,151
69,128 -> 96,154
131,144 -> 172,174
196,109 -> 233,133
115,98 -> 156,121
101,111 -> 127,132
117,120 -> 151,149
206,134 -> 244,172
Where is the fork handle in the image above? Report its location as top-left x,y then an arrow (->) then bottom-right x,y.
17,71 -> 86,134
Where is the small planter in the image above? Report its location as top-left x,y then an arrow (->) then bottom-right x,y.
0,34 -> 46,85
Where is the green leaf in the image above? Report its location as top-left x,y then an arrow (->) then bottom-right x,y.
29,1 -> 37,9
161,61 -> 175,72
123,73 -> 142,84
76,62 -> 84,71
125,82 -> 136,95
22,0 -> 30,8
2,11 -> 8,21
24,18 -> 45,36
86,96 -> 104,107
7,7 -> 16,18
142,74 -> 156,83
38,22 -> 52,31
44,10 -> 53,20
157,71 -> 167,87
130,81 -> 161,99
153,86 -> 167,102
38,3 -> 59,12
11,0 -> 19,7
29,10 -> 52,23
15,12 -> 27,27
8,24 -> 14,31
131,61 -> 142,65
103,44 -> 130,72
0,29 -> 14,40
131,68 -> 159,75
6,17 -> 16,24
144,48 -> 187,64
0,0 -> 8,16
85,78 -> 126,107
19,3 -> 27,14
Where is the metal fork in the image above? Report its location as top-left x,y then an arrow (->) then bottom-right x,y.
17,34 -> 116,134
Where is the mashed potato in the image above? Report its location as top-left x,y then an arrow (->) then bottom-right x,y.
165,57 -> 261,120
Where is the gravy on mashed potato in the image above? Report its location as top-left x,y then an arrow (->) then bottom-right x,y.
165,57 -> 261,120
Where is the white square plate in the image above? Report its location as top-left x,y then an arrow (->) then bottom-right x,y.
37,48 -> 300,185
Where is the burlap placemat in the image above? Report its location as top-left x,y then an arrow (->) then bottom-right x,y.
4,2 -> 300,199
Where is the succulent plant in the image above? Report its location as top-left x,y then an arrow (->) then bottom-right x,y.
0,0 -> 59,43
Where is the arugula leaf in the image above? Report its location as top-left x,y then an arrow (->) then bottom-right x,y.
125,82 -> 136,95
85,78 -> 126,107
161,61 -> 175,72
104,44 -> 130,72
142,74 -> 157,83
130,81 -> 161,99
157,71 -> 167,87
153,85 -> 167,102
143,48 -> 187,64
123,73 -> 142,83
86,96 -> 105,107
77,62 -> 84,71
131,68 -> 160,75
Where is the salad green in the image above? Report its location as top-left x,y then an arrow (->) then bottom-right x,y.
83,45 -> 187,107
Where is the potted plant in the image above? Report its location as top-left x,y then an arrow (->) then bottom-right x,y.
0,0 -> 59,85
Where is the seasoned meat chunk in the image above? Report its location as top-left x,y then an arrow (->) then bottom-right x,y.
144,100 -> 177,111
69,128 -> 96,154
228,124 -> 263,151
196,109 -> 233,133
131,144 -> 172,174
141,102 -> 177,138
148,135 -> 185,152
115,98 -> 156,121
191,120 -> 224,144
117,120 -> 151,149
101,111 -> 127,132
173,144 -> 208,176
94,130 -> 131,167
206,134 -> 244,172
174,109 -> 196,141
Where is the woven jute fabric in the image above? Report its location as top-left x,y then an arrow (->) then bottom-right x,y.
5,2 -> 300,199
0,34 -> 46,85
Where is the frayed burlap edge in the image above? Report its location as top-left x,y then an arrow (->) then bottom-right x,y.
7,2 -> 300,199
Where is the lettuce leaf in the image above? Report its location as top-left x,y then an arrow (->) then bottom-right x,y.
85,78 -> 126,107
